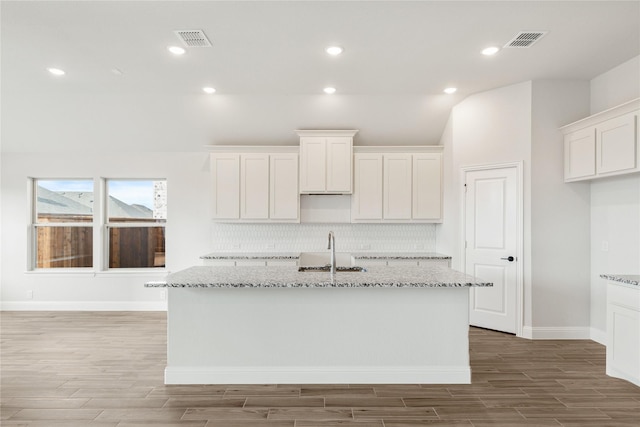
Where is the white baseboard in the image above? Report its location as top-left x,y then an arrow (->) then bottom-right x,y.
607,366 -> 640,387
590,327 -> 607,345
164,365 -> 471,385
0,301 -> 167,311
521,326 -> 592,340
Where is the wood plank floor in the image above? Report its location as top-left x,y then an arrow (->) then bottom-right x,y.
1,311 -> 639,426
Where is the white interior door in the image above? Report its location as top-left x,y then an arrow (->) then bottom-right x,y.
465,166 -> 518,334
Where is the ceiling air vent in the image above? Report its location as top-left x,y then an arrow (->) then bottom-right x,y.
503,31 -> 547,48
174,30 -> 212,47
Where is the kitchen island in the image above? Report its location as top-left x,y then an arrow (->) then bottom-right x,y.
147,265 -> 491,385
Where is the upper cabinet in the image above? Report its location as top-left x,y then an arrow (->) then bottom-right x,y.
351,147 -> 443,223
297,130 -> 357,194
562,99 -> 639,182
210,148 -> 299,222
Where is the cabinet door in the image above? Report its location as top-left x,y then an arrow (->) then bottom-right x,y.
412,153 -> 442,221
597,112 -> 637,175
356,259 -> 388,267
270,153 -> 299,220
300,137 -> 326,193
266,259 -> 298,267
202,259 -> 236,266
383,154 -> 412,220
326,137 -> 353,193
235,260 -> 267,267
418,259 -> 450,268
240,154 -> 269,219
211,153 -> 240,219
564,128 -> 596,181
352,153 -> 383,220
387,259 -> 419,266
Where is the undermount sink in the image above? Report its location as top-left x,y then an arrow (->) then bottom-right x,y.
298,252 -> 355,267
298,265 -> 367,273
297,252 -> 366,272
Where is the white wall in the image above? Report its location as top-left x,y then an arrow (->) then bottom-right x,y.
1,151 -> 439,310
439,81 -> 533,329
530,80 -> 591,331
440,79 -> 594,338
590,175 -> 640,340
590,55 -> 640,114
211,223 -> 436,253
0,152 -> 211,310
589,55 -> 640,342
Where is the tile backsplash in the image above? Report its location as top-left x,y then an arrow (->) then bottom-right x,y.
210,223 -> 436,253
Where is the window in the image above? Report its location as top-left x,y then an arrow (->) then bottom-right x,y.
106,180 -> 166,269
33,179 -> 94,268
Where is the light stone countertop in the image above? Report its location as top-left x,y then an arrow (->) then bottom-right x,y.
145,265 -> 490,288
200,252 -> 451,260
600,274 -> 640,287
200,252 -> 300,260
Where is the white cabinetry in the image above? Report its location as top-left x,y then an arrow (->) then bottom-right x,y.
357,258 -> 451,268
607,281 -> 640,387
384,154 -> 412,220
203,258 -> 297,267
269,154 -> 299,220
297,130 -> 357,194
210,148 -> 299,222
413,153 -> 443,220
352,154 -> 383,220
562,99 -> 639,182
211,153 -> 240,219
597,112 -> 637,175
564,127 -> 596,180
351,147 -> 443,223
240,153 -> 269,219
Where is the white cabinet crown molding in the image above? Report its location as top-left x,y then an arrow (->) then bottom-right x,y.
205,145 -> 299,153
560,98 -> 640,134
354,145 -> 444,153
295,130 -> 358,137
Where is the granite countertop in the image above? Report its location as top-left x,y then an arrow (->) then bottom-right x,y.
145,265 -> 490,288
600,274 -> 640,287
352,252 -> 451,260
200,252 -> 300,260
200,252 -> 451,260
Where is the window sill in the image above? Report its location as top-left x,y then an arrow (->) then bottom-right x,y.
24,269 -> 169,277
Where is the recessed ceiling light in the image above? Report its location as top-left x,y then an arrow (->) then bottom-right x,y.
168,46 -> 186,55
323,87 -> 336,94
444,87 -> 457,94
47,68 -> 65,76
203,87 -> 216,94
482,46 -> 500,56
325,46 -> 344,56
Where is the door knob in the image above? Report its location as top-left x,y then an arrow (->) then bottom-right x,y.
500,256 -> 515,262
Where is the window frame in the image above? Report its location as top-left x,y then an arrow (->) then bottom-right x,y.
29,178 -> 96,272
103,178 -> 167,271
27,177 -> 168,274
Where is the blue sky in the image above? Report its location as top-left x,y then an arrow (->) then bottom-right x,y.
38,180 -> 155,209
108,181 -> 154,209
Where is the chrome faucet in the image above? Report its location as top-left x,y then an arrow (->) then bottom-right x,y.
327,231 -> 336,274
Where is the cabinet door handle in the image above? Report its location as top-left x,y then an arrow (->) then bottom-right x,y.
500,256 -> 516,262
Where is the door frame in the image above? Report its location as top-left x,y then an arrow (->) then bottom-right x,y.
460,161 -> 524,338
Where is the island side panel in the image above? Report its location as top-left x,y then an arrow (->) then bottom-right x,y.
166,287 -> 470,384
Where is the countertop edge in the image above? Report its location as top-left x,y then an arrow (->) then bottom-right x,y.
600,274 -> 640,286
145,282 -> 491,288
200,252 -> 452,260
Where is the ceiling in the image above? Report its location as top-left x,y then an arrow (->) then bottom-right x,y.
2,1 -> 639,152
